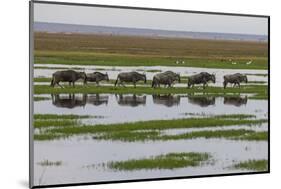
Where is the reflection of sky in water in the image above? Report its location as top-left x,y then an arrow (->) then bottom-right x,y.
34,94 -> 268,125
34,64 -> 268,87
34,138 -> 268,185
33,65 -> 268,186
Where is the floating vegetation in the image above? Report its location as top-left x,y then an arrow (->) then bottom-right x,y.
107,152 -> 211,170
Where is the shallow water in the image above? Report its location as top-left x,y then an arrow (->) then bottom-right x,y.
34,64 -> 268,87
34,94 -> 267,124
34,137 -> 268,185
33,65 -> 268,186
33,93 -> 268,186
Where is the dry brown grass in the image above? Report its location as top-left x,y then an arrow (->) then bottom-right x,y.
35,32 -> 268,58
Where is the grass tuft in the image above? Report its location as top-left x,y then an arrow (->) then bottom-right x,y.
108,152 -> 211,170
233,159 -> 268,171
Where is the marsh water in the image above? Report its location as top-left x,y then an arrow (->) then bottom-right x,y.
34,94 -> 267,124
33,65 -> 268,186
34,93 -> 268,185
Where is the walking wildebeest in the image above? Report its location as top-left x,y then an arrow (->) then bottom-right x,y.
152,94 -> 181,107
152,73 -> 173,88
152,71 -> 180,88
223,73 -> 248,89
115,94 -> 146,107
187,72 -> 215,89
188,96 -> 215,107
115,72 -> 146,88
50,70 -> 87,88
224,96 -> 248,107
162,71 -> 181,85
84,72 -> 109,86
51,94 -> 86,109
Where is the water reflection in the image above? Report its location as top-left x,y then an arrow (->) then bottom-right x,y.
49,94 -> 249,109
115,94 -> 146,107
188,96 -> 216,107
51,94 -> 86,109
85,94 -> 109,106
224,96 -> 248,107
152,94 -> 181,107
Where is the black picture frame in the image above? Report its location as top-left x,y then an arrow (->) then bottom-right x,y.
29,1 -> 270,188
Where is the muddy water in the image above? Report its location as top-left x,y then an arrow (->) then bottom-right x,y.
34,64 -> 268,87
34,94 -> 267,124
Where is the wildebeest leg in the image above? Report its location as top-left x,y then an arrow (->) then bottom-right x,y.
57,82 -> 64,88
133,82 -> 136,88
96,81 -> 100,87
69,82 -> 71,86
72,82 -> 75,88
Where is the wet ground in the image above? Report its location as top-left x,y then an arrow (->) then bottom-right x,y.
33,65 -> 268,186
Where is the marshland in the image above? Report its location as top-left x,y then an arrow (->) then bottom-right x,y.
33,25 -> 268,185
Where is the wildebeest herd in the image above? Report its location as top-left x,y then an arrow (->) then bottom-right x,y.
50,70 -> 248,89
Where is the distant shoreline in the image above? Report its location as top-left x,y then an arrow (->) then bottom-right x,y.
34,22 -> 268,42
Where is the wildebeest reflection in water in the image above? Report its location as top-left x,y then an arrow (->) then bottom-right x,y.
84,94 -> 109,106
152,94 -> 181,107
51,94 -> 86,109
188,96 -> 215,107
115,94 -> 146,107
224,96 -> 248,107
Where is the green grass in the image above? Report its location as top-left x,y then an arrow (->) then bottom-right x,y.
94,129 -> 267,142
35,50 -> 268,70
33,114 -> 103,129
211,114 -> 256,119
34,115 -> 267,141
34,77 -> 52,82
33,84 -> 268,99
34,119 -> 79,128
233,159 -> 268,171
34,66 -> 84,70
34,114 -> 92,120
107,152 -> 211,170
37,160 -> 62,167
34,96 -> 51,101
48,117 -> 266,133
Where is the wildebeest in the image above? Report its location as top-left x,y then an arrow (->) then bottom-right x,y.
152,94 -> 181,107
162,71 -> 181,85
115,94 -> 146,107
84,72 -> 109,86
223,73 -> 248,89
152,71 -> 180,88
152,73 -> 173,88
50,70 -> 87,88
187,72 -> 216,89
115,72 -> 146,88
224,96 -> 248,107
51,94 -> 86,109
188,96 -> 215,107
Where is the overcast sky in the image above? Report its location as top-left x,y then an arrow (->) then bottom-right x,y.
34,2 -> 268,35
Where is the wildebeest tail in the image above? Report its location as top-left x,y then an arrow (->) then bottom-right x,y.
50,77 -> 54,87
114,76 -> 119,86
